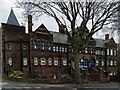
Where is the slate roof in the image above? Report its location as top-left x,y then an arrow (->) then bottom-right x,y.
50,31 -> 68,44
94,38 -> 105,48
7,9 -> 20,26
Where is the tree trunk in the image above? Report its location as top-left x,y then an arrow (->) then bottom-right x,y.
74,50 -> 81,84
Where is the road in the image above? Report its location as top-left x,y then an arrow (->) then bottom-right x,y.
1,78 -> 120,90
2,87 -> 75,90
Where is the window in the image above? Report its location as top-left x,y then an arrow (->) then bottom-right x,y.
101,60 -> 104,66
34,40 -> 38,49
41,58 -> 46,65
62,47 -> 64,52
114,49 -> 117,56
7,44 -> 12,50
53,46 -> 56,51
95,50 -> 98,55
59,47 -> 62,52
34,57 -> 38,65
63,58 -> 67,66
54,58 -> 58,66
107,60 -> 109,66
110,60 -> 113,66
96,60 -> 99,66
79,48 -> 82,53
110,49 -> 113,55
110,72 -> 113,76
23,58 -> 27,66
48,58 -> 52,65
23,44 -> 27,50
114,60 -> 117,66
48,42 -> 52,51
80,59 -> 88,68
8,57 -> 12,66
107,49 -> 109,55
41,41 -> 45,50
101,50 -> 104,55
85,48 -> 88,54
65,48 -> 67,52
56,46 -> 58,52
90,49 -> 93,54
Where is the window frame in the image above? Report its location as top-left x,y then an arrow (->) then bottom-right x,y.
40,58 -> 46,65
34,57 -> 38,65
23,58 -> 27,66
8,57 -> 12,66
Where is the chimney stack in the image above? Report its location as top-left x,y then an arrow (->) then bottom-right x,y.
59,24 -> 66,34
105,34 -> 109,40
28,15 -> 32,34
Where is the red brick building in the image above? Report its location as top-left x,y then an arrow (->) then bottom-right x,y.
1,9 -> 118,82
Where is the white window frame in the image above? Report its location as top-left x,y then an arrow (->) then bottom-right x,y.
63,58 -> 67,66
41,58 -> 46,65
62,47 -> 64,52
107,49 -> 109,55
23,58 -> 27,66
56,46 -> 58,52
114,60 -> 117,66
34,40 -> 38,49
48,58 -> 52,66
110,49 -> 113,56
59,47 -> 62,52
65,48 -> 67,52
101,60 -> 104,66
114,49 -> 117,56
85,48 -> 88,54
8,44 -> 12,50
96,60 -> 99,66
54,58 -> 58,66
34,57 -> 38,65
53,46 -> 56,51
8,57 -> 12,66
110,60 -> 113,66
23,44 -> 27,50
107,60 -> 109,66
41,41 -> 45,50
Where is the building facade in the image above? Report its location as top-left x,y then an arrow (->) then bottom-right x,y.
1,9 -> 118,82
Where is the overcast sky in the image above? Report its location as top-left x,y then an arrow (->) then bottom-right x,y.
0,0 -> 58,32
0,0 -> 118,43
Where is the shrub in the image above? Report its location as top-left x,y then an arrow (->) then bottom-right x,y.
62,74 -> 73,83
8,70 -> 23,79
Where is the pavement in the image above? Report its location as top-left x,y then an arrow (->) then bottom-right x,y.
1,78 -> 120,90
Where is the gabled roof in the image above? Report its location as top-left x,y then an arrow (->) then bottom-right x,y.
7,8 -> 20,26
35,24 -> 51,35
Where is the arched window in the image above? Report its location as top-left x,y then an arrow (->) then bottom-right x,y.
8,57 -> 12,66
34,57 -> 38,65
23,58 -> 27,66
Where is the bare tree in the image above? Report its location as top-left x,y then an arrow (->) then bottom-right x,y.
16,0 -> 118,84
